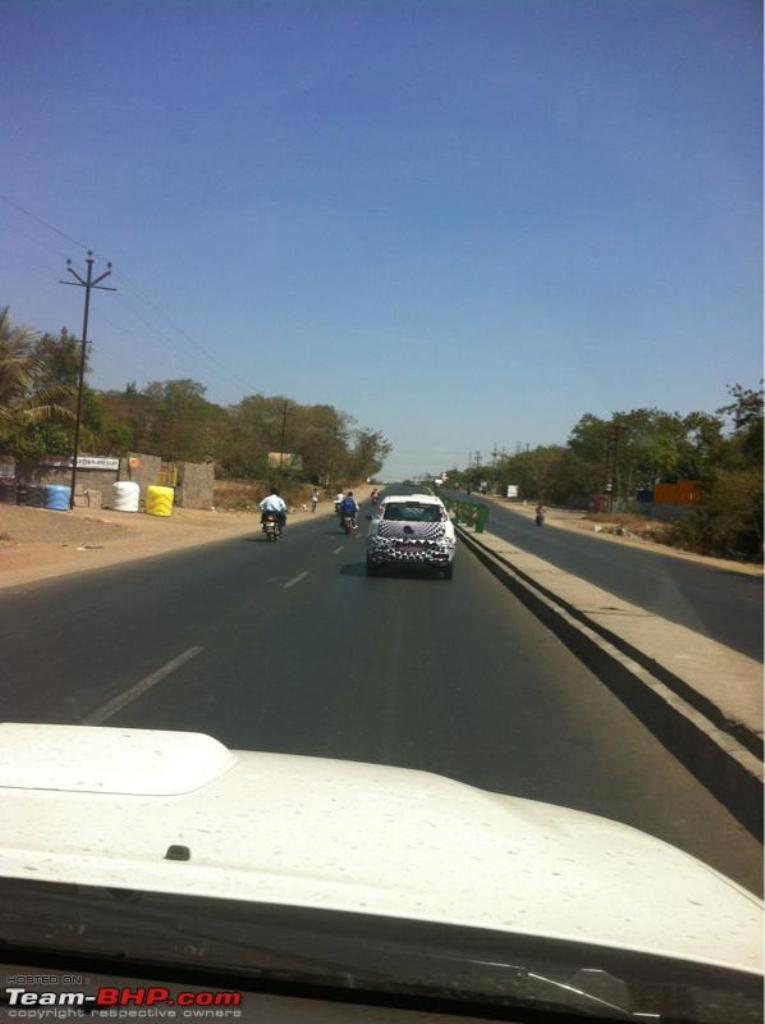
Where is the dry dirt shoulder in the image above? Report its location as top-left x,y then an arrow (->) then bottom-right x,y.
0,485 -> 374,590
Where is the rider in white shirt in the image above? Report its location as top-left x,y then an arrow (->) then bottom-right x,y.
260,487 -> 288,531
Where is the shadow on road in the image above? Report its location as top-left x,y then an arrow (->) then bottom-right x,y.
707,567 -> 764,582
340,562 -> 444,581
339,562 -> 367,577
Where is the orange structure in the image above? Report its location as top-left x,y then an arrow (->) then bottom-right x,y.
653,481 -> 701,505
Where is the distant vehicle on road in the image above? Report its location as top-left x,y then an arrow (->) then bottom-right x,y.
366,494 -> 455,578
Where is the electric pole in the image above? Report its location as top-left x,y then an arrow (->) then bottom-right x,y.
60,252 -> 115,509
327,420 -> 340,488
278,400 -> 289,479
604,422 -> 621,513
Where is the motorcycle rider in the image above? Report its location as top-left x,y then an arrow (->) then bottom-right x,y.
535,503 -> 546,526
260,486 -> 288,534
339,490 -> 359,530
334,490 -> 345,515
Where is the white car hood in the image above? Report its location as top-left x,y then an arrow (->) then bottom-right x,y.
0,724 -> 761,975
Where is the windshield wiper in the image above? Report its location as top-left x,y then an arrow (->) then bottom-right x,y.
1,880 -> 761,1023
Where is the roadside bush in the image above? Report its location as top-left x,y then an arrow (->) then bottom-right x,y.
213,479 -> 327,512
673,467 -> 763,561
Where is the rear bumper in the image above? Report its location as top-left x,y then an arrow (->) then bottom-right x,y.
367,539 -> 455,567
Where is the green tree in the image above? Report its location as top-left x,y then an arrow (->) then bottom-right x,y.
347,428 -> 393,483
679,383 -> 764,559
0,307 -> 75,457
717,382 -> 763,466
32,327 -> 81,389
142,379 -> 226,462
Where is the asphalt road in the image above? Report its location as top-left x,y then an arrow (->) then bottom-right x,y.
447,491 -> 764,662
0,490 -> 761,893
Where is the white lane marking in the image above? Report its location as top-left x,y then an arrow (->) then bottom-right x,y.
84,646 -> 204,725
283,571 -> 309,589
332,546 -> 344,555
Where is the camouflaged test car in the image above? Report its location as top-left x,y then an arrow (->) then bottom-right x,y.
366,494 -> 456,578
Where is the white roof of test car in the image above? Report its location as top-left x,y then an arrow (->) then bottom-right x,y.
380,493 -> 444,505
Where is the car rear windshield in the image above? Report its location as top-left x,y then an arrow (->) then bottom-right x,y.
383,503 -> 444,523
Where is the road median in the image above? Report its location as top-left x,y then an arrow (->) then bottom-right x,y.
456,523 -> 763,839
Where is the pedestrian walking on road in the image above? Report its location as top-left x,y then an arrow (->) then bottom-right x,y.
311,488 -> 319,513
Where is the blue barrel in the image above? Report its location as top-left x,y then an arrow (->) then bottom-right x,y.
44,484 -> 71,511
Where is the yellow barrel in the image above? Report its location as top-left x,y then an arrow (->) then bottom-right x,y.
146,484 -> 174,517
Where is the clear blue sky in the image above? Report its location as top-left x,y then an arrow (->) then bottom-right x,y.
2,0 -> 761,479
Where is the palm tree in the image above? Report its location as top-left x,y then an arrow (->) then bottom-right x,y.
0,306 -> 74,441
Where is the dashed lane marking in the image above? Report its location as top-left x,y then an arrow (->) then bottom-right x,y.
84,646 -> 204,725
283,571 -> 309,589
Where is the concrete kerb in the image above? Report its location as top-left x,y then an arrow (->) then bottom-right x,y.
456,524 -> 764,840
472,537 -> 762,761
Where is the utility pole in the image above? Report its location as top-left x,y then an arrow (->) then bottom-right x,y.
278,400 -> 289,479
60,252 -> 115,509
327,421 -> 339,488
604,422 -> 621,513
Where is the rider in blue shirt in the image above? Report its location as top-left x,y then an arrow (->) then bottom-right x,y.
339,491 -> 359,528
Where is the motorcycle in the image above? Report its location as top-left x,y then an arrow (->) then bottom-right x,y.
262,512 -> 281,542
341,514 -> 356,535
535,510 -> 545,527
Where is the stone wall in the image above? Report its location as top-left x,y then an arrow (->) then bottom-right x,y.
175,461 -> 215,509
118,452 -> 163,501
14,461 -> 117,506
7,452 -> 214,509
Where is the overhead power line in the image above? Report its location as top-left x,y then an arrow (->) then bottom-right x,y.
0,218 -> 72,262
0,194 -> 109,260
114,271 -> 256,393
1,194 -> 260,395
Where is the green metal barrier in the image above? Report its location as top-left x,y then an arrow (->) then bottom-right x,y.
440,495 -> 489,533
